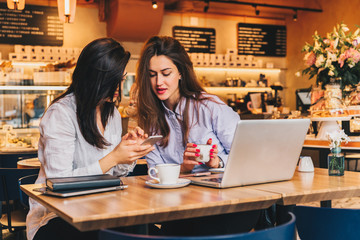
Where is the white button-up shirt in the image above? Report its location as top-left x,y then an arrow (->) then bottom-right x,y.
26,93 -> 134,240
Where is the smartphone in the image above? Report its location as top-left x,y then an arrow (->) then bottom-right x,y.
141,135 -> 163,146
180,172 -> 211,178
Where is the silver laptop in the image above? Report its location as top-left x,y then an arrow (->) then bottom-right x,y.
190,119 -> 310,188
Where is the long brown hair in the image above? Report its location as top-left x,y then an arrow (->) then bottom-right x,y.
136,36 -> 213,147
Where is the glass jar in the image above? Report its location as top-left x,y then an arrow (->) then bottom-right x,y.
328,146 -> 344,176
325,83 -> 343,110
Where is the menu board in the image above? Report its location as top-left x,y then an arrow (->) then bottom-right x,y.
173,26 -> 215,53
237,23 -> 286,56
0,3 -> 63,46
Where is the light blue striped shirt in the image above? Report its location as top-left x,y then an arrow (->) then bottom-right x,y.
146,93 -> 240,172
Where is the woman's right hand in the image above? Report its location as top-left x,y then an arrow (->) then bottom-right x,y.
99,129 -> 154,173
112,135 -> 154,165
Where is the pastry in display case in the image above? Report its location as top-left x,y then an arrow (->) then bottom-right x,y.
0,124 -> 39,151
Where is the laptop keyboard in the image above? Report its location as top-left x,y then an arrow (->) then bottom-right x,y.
202,177 -> 223,183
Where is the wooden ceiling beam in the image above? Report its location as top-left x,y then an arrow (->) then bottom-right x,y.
164,0 -> 322,17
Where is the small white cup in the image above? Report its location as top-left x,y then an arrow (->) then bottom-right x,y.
148,164 -> 180,184
196,144 -> 212,163
298,156 -> 314,172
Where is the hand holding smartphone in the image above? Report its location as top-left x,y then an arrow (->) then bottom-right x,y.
141,135 -> 163,146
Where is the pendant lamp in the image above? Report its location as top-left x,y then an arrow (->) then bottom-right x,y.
7,0 -> 25,10
57,0 -> 77,23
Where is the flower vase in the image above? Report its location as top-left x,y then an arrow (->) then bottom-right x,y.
328,146 -> 344,176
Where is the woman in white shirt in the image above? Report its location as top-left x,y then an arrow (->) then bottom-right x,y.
26,38 -> 154,240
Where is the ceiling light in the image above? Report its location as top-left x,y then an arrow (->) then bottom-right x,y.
293,9 -> 298,21
7,0 -> 25,10
152,1 -> 158,9
253,4 -> 259,16
57,0 -> 77,23
204,0 -> 209,13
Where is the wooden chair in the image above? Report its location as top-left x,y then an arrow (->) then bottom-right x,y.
294,205 -> 360,240
0,168 -> 39,240
98,212 -> 295,240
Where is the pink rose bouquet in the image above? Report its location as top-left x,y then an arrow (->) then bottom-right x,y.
302,23 -> 360,90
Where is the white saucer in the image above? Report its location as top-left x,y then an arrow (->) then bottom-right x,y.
145,178 -> 191,189
209,168 -> 225,173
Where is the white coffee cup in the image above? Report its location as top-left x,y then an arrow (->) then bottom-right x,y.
298,156 -> 314,172
196,144 -> 212,163
148,164 -> 180,184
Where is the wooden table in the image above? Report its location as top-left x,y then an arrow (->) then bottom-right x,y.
21,176 -> 281,231
248,168 -> 360,208
17,157 -> 40,169
21,168 -> 360,231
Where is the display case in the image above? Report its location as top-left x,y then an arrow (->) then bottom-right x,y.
0,85 -> 66,153
0,85 -> 67,129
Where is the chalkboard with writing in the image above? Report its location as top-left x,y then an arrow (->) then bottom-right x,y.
237,23 -> 286,57
173,26 -> 215,53
0,3 -> 63,46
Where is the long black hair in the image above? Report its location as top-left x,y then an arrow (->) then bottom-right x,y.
51,38 -> 130,149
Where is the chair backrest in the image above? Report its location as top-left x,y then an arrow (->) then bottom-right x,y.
0,168 -> 39,203
18,174 -> 39,210
294,205 -> 360,240
98,212 -> 295,240
0,168 -> 39,231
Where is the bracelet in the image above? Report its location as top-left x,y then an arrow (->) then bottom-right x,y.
218,158 -> 224,168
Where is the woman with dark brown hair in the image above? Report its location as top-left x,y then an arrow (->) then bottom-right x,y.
136,36 -> 260,236
136,36 -> 240,173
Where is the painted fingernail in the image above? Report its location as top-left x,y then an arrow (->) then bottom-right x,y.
193,144 -> 197,147
210,152 -> 214,156
210,149 -> 214,152
195,153 -> 200,157
196,149 -> 200,152
212,145 -> 216,148
209,138 -> 212,141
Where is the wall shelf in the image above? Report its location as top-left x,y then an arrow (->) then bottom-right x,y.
0,86 -> 67,91
195,67 -> 285,73
204,87 -> 273,101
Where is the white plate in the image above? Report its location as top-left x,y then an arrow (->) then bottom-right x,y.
145,178 -> 191,189
209,168 -> 225,173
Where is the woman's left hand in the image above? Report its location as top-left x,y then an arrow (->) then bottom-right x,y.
205,138 -> 221,169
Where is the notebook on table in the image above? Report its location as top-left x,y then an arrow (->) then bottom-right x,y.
46,174 -> 121,191
190,119 -> 310,188
33,174 -> 127,198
